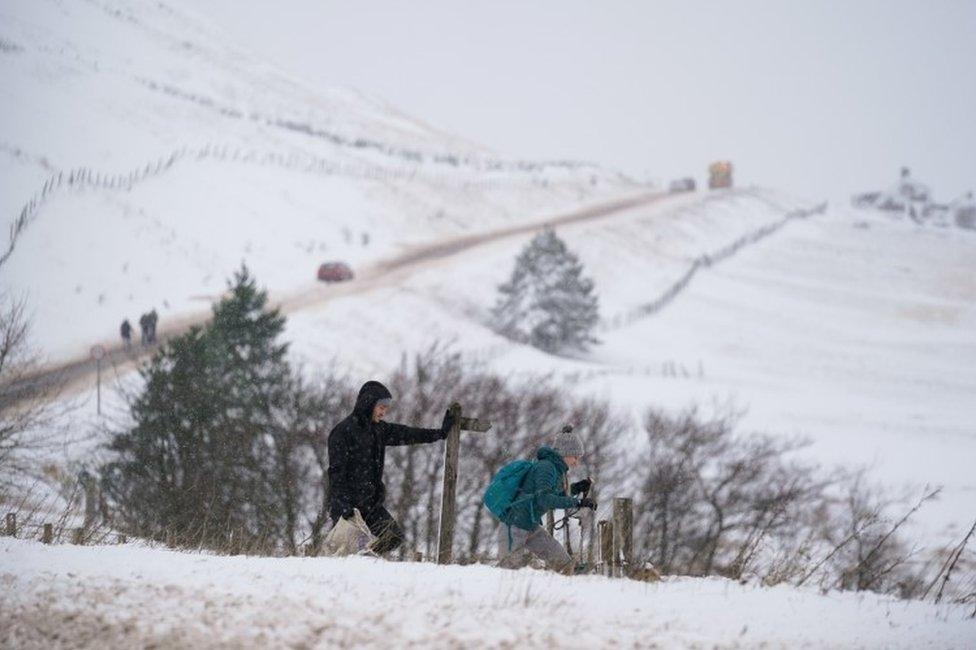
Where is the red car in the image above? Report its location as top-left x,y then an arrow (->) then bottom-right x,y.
317,262 -> 354,283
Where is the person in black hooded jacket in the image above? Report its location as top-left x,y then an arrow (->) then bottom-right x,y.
327,380 -> 454,554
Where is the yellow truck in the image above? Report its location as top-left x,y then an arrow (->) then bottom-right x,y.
708,161 -> 733,189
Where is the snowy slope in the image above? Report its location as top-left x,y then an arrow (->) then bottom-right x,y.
272,189 -> 975,541
0,0 -> 634,361
30,185 -> 976,545
3,0 -> 974,613
2,538 -> 973,649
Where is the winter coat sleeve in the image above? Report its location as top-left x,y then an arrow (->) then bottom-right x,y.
327,426 -> 356,513
532,462 -> 580,512
379,421 -> 446,446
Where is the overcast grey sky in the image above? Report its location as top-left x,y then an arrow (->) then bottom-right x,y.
192,0 -> 975,202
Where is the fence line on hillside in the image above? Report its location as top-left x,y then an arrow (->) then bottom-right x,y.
602,201 -> 828,330
2,141 -> 591,271
134,75 -> 612,177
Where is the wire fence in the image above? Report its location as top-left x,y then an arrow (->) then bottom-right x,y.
2,140 -> 606,271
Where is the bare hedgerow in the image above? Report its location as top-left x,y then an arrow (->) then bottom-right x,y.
630,406 -> 971,601
816,476 -> 941,598
633,406 -> 826,578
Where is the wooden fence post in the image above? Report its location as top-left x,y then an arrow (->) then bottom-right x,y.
5,513 -> 15,537
613,497 -> 634,577
436,403 -> 463,565
42,523 -> 53,544
436,403 -> 492,565
599,519 -> 614,577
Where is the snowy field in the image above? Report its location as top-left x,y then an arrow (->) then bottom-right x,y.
275,191 -> 976,544
3,2 -> 976,647
40,187 -> 976,551
1,0 -> 633,361
2,538 -> 973,649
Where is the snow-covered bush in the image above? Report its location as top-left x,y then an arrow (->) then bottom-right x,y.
491,228 -> 599,354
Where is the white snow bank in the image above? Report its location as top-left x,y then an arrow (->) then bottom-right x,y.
1,538 -> 973,649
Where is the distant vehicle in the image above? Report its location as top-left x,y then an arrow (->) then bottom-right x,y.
951,191 -> 976,230
708,161 -> 733,189
317,261 -> 354,283
668,177 -> 696,193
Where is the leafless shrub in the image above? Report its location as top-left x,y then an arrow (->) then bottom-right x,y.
628,406 -> 966,601
633,406 -> 825,578
923,518 -> 976,604
827,481 -> 939,597
0,294 -> 69,494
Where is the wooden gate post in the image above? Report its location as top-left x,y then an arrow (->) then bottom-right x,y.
4,513 -> 15,537
436,403 -> 492,565
436,403 -> 463,565
599,519 -> 614,577
613,497 -> 634,577
42,523 -> 53,544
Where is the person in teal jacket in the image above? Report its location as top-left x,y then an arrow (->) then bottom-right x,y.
496,429 -> 597,574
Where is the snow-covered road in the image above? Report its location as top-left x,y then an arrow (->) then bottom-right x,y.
6,188 -> 668,404
1,539 -> 973,649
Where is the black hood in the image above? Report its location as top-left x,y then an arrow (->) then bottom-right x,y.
353,380 -> 393,422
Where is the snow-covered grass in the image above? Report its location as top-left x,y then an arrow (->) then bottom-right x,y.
2,538 -> 973,649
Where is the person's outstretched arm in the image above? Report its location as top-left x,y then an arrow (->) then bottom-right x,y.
533,462 -> 580,512
380,421 -> 445,446
380,409 -> 453,446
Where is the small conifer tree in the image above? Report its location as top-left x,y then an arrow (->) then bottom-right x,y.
101,265 -> 292,549
492,228 -> 599,354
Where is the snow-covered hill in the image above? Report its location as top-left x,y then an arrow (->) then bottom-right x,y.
1,0 -> 634,361
2,538 -> 973,649
276,189 -> 975,541
2,2 -> 975,642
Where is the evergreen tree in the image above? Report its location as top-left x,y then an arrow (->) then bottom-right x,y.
492,228 -> 599,354
101,265 -> 294,550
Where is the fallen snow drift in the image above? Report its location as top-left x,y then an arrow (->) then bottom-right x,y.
1,539 -> 973,649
